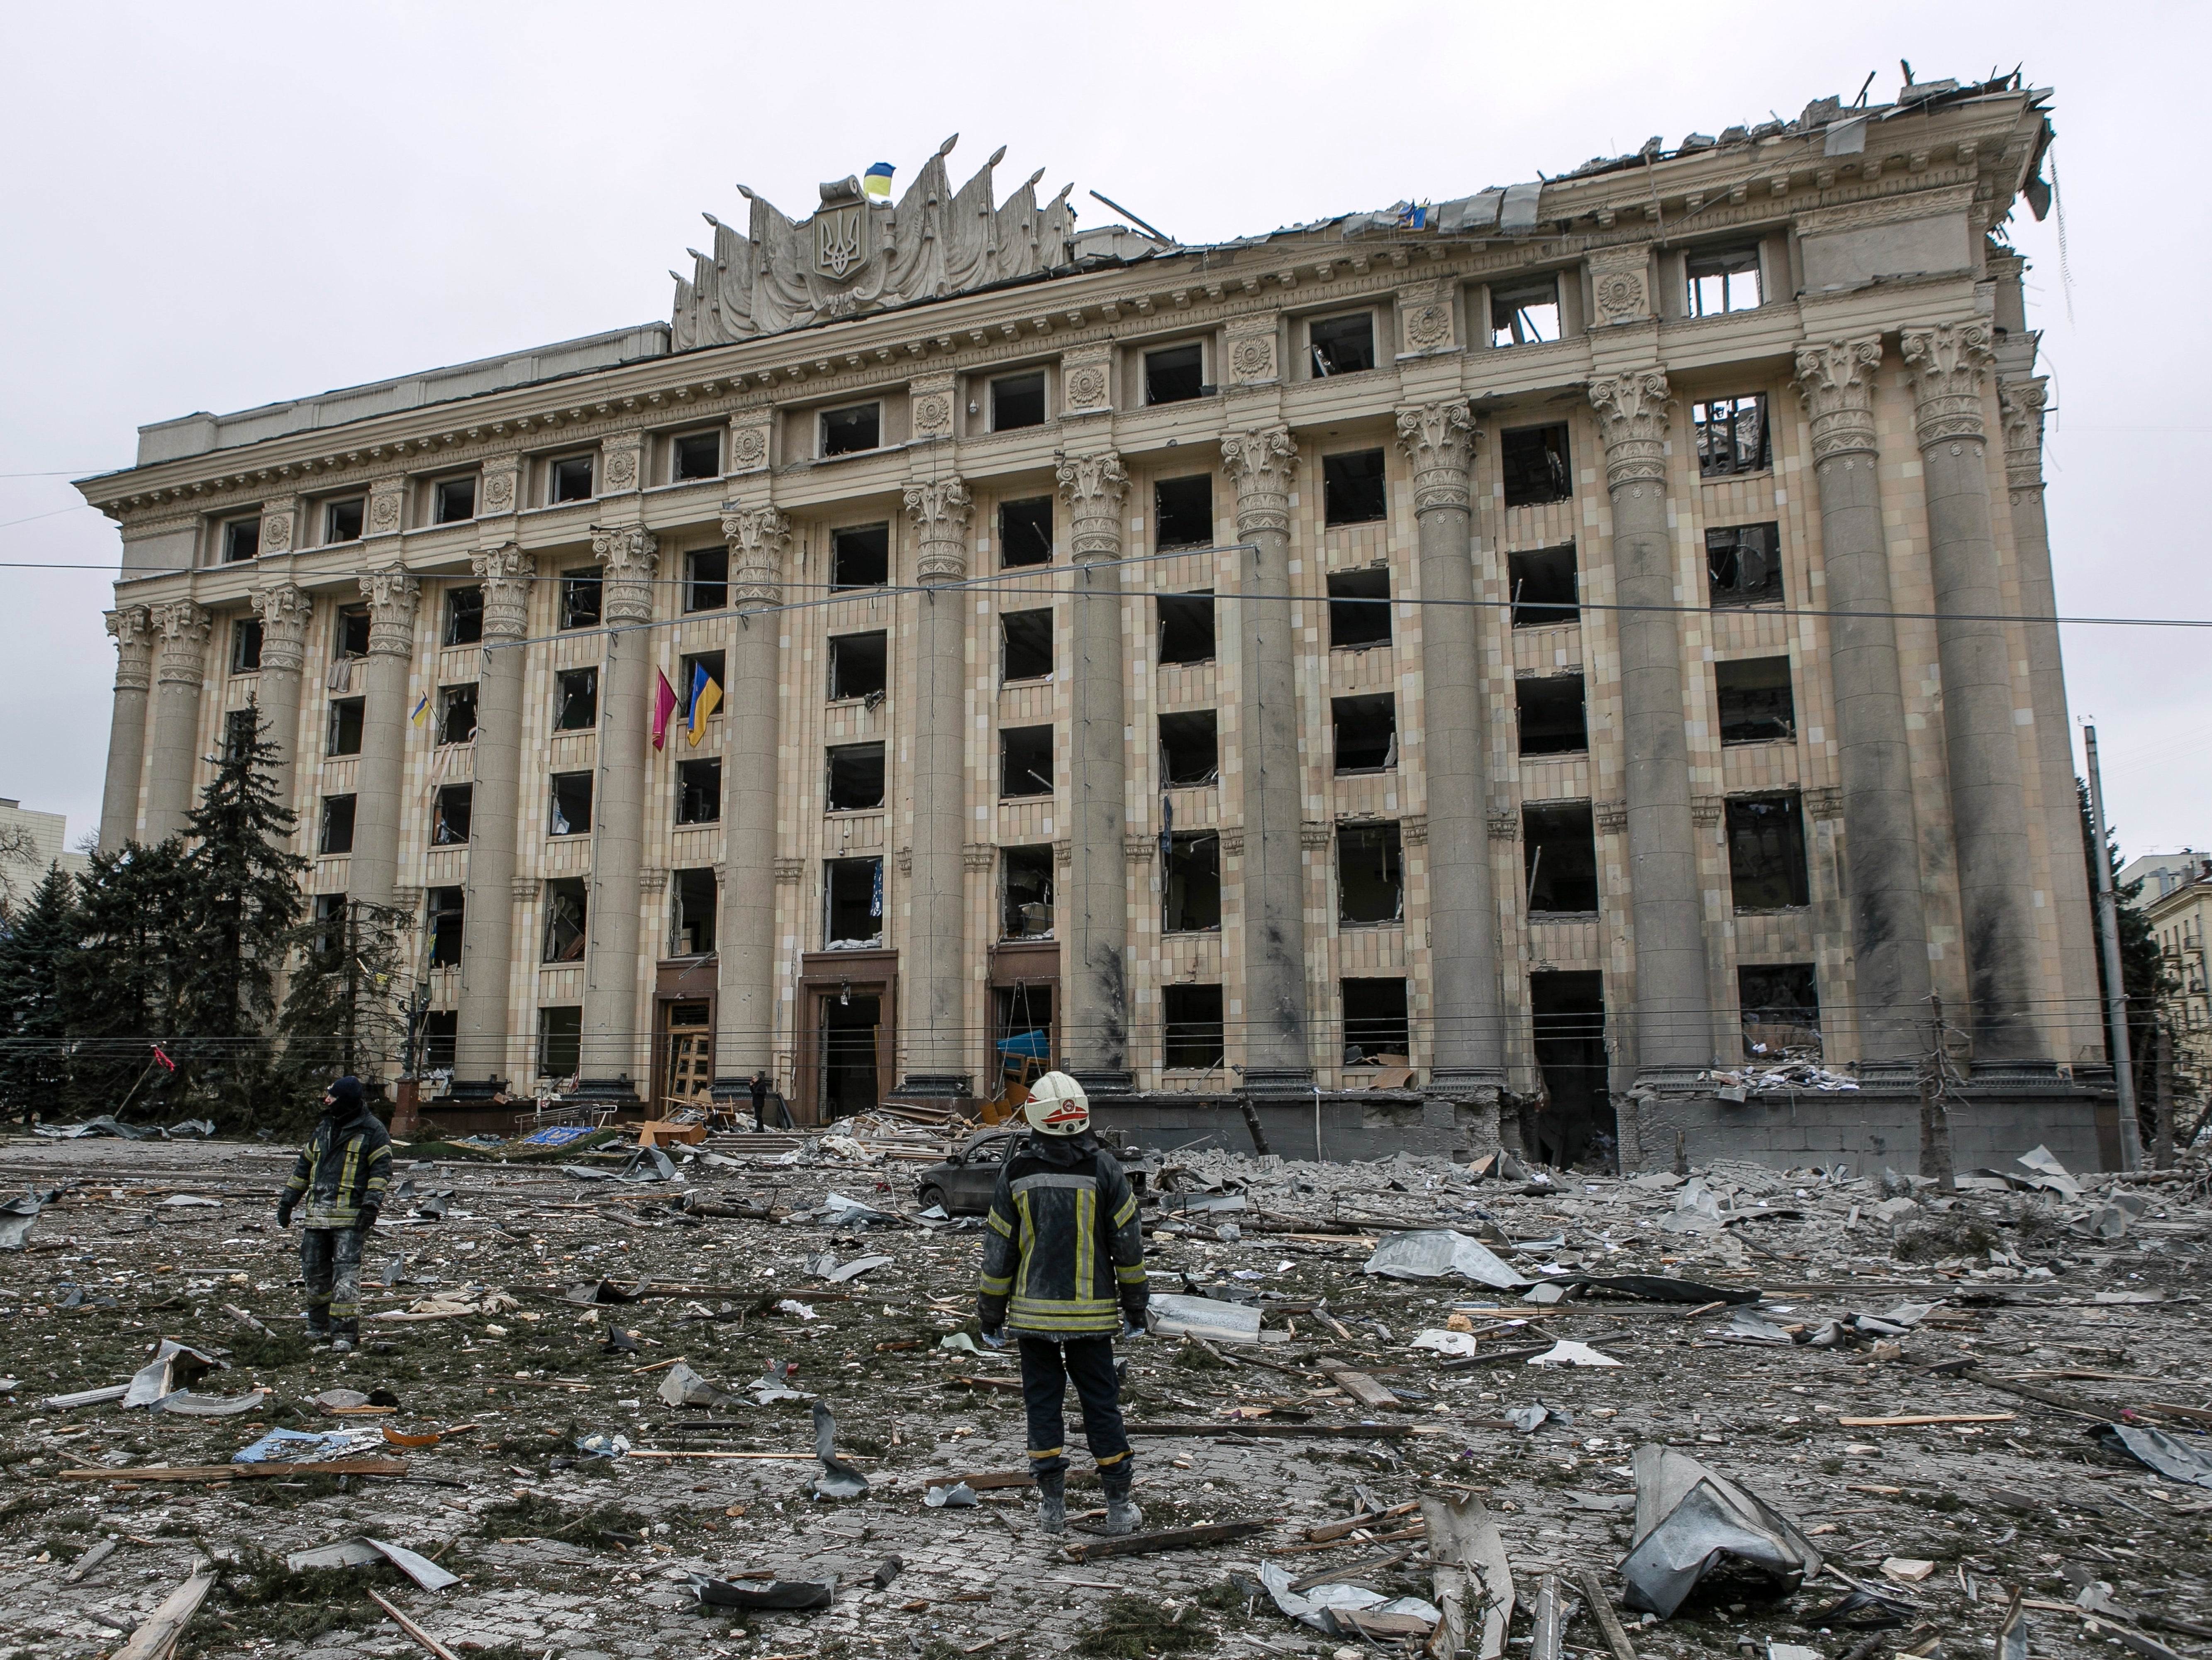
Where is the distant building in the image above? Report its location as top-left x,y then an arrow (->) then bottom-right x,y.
2143,854 -> 2212,1126
2122,850 -> 2207,903
0,797 -> 91,900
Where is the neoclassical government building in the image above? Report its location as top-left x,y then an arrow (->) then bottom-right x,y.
80,77 -> 2114,1166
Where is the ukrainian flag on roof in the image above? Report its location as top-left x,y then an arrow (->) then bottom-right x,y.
863,162 -> 895,204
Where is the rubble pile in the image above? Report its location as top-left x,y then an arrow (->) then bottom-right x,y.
0,1126 -> 2207,1659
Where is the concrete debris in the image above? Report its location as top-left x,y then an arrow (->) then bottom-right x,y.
286,1535 -> 462,1592
1702,1060 -> 1862,1097
1619,1444 -> 1823,1617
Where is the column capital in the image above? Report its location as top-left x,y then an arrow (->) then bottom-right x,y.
1394,400 -> 1476,513
359,567 -> 422,657
591,525 -> 659,623
1998,375 -> 2050,493
1221,425 -> 1297,535
1588,369 -> 1674,488
1055,451 -> 1128,562
1791,337 -> 1885,461
471,542 -> 535,641
107,605 -> 154,691
250,583 -> 314,674
902,476 -> 972,585
151,600 -> 212,686
721,505 -> 790,608
1900,320 -> 1995,447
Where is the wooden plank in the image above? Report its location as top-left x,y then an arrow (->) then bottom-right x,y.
1061,1518 -> 1274,1561
1317,1360 -> 1402,1412
367,1587 -> 462,1660
58,1457 -> 407,1482
1578,1568 -> 1639,1660
1306,1499 -> 1422,1541
1836,1413 -> 2016,1428
110,1565 -> 217,1660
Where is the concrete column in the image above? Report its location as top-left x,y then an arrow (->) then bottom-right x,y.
1588,371 -> 1712,1077
348,569 -> 421,910
1793,339 -> 1931,1069
99,606 -> 154,850
454,544 -> 533,1094
142,601 -> 212,844
1902,322 -> 2046,1063
580,525 -> 657,1099
2001,375 -> 2102,1064
248,584 -> 314,839
1222,426 -> 1312,1091
1396,402 -> 1505,1089
1057,451 -> 1132,1089
713,505 -> 789,1094
899,476 -> 974,1096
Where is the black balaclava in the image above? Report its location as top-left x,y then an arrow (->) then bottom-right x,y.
326,1074 -> 366,1121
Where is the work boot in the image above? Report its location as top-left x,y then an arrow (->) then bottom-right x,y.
1034,1470 -> 1067,1535
1097,1475 -> 1141,1537
330,1335 -> 354,1356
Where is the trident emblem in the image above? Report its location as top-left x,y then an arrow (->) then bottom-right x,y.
814,204 -> 864,280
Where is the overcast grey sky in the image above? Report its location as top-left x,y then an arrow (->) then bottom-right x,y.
2,2 -> 2201,863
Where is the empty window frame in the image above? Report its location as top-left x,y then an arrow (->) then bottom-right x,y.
1002,845 -> 1055,939
1686,245 -> 1762,317
831,523 -> 890,588
1523,802 -> 1599,914
438,683 -> 478,746
686,547 -> 729,613
426,885 -> 465,968
1341,977 -> 1411,1062
1001,610 -> 1054,682
1161,983 -> 1226,1069
1726,793 -> 1810,910
1327,568 -> 1390,649
678,651 -> 725,727
444,587 -> 483,646
1516,674 -> 1588,756
1157,591 -> 1216,665
820,403 -> 881,456
550,771 -> 593,837
1163,830 -> 1222,933
1706,522 -> 1784,607
825,743 -> 886,812
1000,497 -> 1053,568
432,783 -> 472,845
319,793 -> 357,856
1500,424 -> 1572,507
672,430 -> 722,482
1693,394 -> 1769,476
335,605 -> 371,659
828,631 -> 888,701
1715,657 -> 1795,744
676,758 -> 722,825
560,567 -> 602,629
542,879 -> 588,962
327,697 -> 365,756
1338,822 -> 1405,925
231,618 -> 263,674
1309,311 -> 1376,376
1738,962 -> 1821,1056
1145,342 -> 1205,405
825,856 -> 883,945
1154,476 -> 1213,549
432,476 -> 477,524
670,867 -> 717,956
223,706 -> 258,758
991,371 -> 1046,431
549,454 -> 595,503
323,497 -> 365,544
309,892 -> 346,954
537,1005 -> 583,1075
554,667 -> 598,730
1158,710 -> 1219,786
1331,693 -> 1397,774
421,1008 -> 458,1071
1001,725 -> 1054,798
221,518 -> 260,562
1509,544 -> 1579,627
1323,449 -> 1387,526
1490,275 -> 1561,348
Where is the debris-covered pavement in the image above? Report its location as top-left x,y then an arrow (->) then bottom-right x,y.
2,1121 -> 2210,1659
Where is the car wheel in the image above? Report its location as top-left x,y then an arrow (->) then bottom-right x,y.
919,1185 -> 947,1212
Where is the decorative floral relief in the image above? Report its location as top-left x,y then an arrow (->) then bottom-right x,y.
1407,303 -> 1451,349
1065,366 -> 1108,407
482,474 -> 514,508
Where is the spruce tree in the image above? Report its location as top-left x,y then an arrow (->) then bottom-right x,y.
0,864 -> 82,1120
278,894 -> 411,1102
61,837 -> 195,1120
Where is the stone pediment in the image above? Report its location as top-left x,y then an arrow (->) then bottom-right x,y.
670,134 -> 1076,349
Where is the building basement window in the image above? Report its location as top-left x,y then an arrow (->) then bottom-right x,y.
1490,276 -> 1561,347
561,567 -> 602,629
826,743 -> 886,813
231,619 -> 263,674
432,783 -> 472,846
1161,983 -> 1226,1069
1001,610 -> 1053,682
1001,725 -> 1054,799
825,857 -> 883,946
670,867 -> 716,956
1327,568 -> 1390,649
673,431 -> 722,482
543,879 -> 587,962
1157,591 -> 1215,665
677,758 -> 722,825
1154,476 -> 1213,549
327,697 -> 364,757
433,476 -> 477,524
1341,977 -> 1410,1063
1517,674 -> 1587,756
1501,424 -> 1572,507
550,456 -> 595,503
1310,312 -> 1375,376
222,518 -> 260,562
439,684 -> 478,747
1739,962 -> 1820,1057
1716,657 -> 1795,744
1694,394 -> 1769,476
829,631 -> 888,701
1164,831 -> 1221,933
1687,245 -> 1762,317
335,605 -> 370,659
832,523 -> 890,589
1323,450 -> 1387,526
444,587 -> 483,646
1707,522 -> 1783,608
555,668 -> 598,730
1002,845 -> 1054,939
821,403 -> 880,456
686,547 -> 728,613
1332,693 -> 1396,774
1338,822 -> 1404,925
1509,545 -> 1578,627
319,794 -> 357,857
537,1006 -> 582,1076
426,885 -> 465,967
992,371 -> 1046,431
1523,803 -> 1598,915
1000,497 -> 1054,567
1145,343 -> 1205,405
324,498 -> 365,544
1159,710 -> 1219,787
1727,793 -> 1810,910
550,772 -> 593,837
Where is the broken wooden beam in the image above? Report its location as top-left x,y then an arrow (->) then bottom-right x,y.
1061,1518 -> 1274,1561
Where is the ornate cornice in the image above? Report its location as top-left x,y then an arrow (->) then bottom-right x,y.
1055,451 -> 1128,563
1791,337 -> 1885,461
250,583 -> 314,674
1588,369 -> 1675,488
1997,376 -> 2049,493
360,567 -> 422,657
151,600 -> 211,686
590,525 -> 659,624
1395,401 -> 1475,514
722,505 -> 791,607
902,477 -> 972,585
1221,426 -> 1296,536
471,543 -> 535,641
107,605 -> 154,692
1900,320 -> 1994,448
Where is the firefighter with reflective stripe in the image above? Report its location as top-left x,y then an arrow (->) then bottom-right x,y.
276,1075 -> 391,1355
977,1071 -> 1148,1536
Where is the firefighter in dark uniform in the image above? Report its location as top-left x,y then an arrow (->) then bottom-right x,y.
277,1075 -> 392,1355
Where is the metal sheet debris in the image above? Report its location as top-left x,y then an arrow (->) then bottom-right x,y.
1363,1230 -> 1531,1289
1618,1444 -> 1822,1617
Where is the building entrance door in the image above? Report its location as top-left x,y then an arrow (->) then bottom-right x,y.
819,994 -> 881,1119
657,998 -> 715,1118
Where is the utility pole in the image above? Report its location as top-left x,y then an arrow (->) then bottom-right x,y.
1918,993 -> 1957,1193
2084,725 -> 2143,1172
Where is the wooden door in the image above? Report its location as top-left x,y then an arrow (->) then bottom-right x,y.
659,999 -> 715,1116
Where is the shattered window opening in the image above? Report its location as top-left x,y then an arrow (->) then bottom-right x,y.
685,547 -> 729,613
1322,449 -> 1388,526
326,697 -> 364,757
1337,822 -> 1405,926
1158,710 -> 1219,787
537,1005 -> 582,1075
1726,792 -> 1810,910
1490,276 -> 1561,348
426,885 -> 465,968
1163,830 -> 1222,934
991,371 -> 1047,432
439,683 -> 478,747
824,856 -> 883,946
1001,725 -> 1054,799
1327,567 -> 1391,649
1739,962 -> 1821,1057
1154,476 -> 1214,550
1716,656 -> 1796,744
1157,591 -> 1215,665
1145,342 -> 1206,405
673,430 -> 722,483
828,631 -> 888,701
432,476 -> 477,525
444,586 -> 483,646
1523,802 -> 1599,915
1707,522 -> 1785,608
1693,395 -> 1770,476
1687,246 -> 1763,317
549,771 -> 593,837
335,605 -> 370,659
1331,693 -> 1397,774
221,518 -> 259,562
420,1008 -> 457,1072
1529,969 -> 1609,1168
319,794 -> 357,857
549,455 -> 595,504
231,619 -> 263,675
1001,845 -> 1055,940
323,497 -> 364,544
1001,609 -> 1054,683
222,707 -> 257,759
1516,674 -> 1588,757
432,783 -> 472,846
999,497 -> 1054,568
560,567 -> 602,630
1161,983 -> 1226,1069
542,879 -> 588,963
825,742 -> 886,813
678,651 -> 725,727
821,403 -> 881,456
1341,977 -> 1411,1063
1309,312 -> 1376,376
554,667 -> 598,731
1509,544 -> 1579,627
310,892 -> 346,954
670,867 -> 717,956
831,523 -> 891,589
1500,424 -> 1572,508
676,758 -> 722,825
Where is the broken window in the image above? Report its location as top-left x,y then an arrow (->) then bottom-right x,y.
336,605 -> 370,659
554,667 -> 598,731
1001,725 -> 1054,798
1501,424 -> 1572,507
421,1009 -> 457,1071
826,743 -> 886,812
1341,977 -> 1410,1063
1337,822 -> 1405,925
432,783 -> 472,845
991,371 -> 1046,431
1323,449 -> 1388,526
224,707 -> 257,758
444,587 -> 483,646
426,885 -> 465,967
548,455 -> 594,504
1490,276 -> 1561,348
1693,395 -> 1769,476
1529,969 -> 1608,1168
1739,962 -> 1820,1057
825,856 -> 883,946
1509,544 -> 1579,627
1001,610 -> 1053,682
1331,693 -> 1396,774
686,547 -> 728,613
1309,312 -> 1375,376
1161,984 -> 1226,1069
670,867 -> 717,956
222,518 -> 260,562
1154,476 -> 1213,549
676,758 -> 722,825
542,879 -> 588,962
1726,792 -> 1810,910
549,771 -> 593,837
831,523 -> 890,589
1706,522 -> 1783,607
537,1004 -> 582,1074
673,430 -> 721,482
560,567 -> 602,630
1000,497 -> 1054,568
319,793 -> 356,856
433,476 -> 477,525
327,697 -> 364,757
1327,568 -> 1391,649
231,618 -> 263,674
1715,657 -> 1795,744
678,651 -> 725,727
1163,830 -> 1221,933
323,498 -> 364,544
439,683 -> 478,747
1157,591 -> 1215,665
1145,342 -> 1205,405
821,403 -> 880,456
1686,246 -> 1762,317
1002,845 -> 1055,939
1158,710 -> 1219,786
310,892 -> 346,954
1517,674 -> 1587,757
1523,802 -> 1599,915
828,632 -> 888,701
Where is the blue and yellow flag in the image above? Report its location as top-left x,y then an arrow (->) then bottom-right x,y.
410,693 -> 429,727
686,662 -> 721,745
863,162 -> 895,204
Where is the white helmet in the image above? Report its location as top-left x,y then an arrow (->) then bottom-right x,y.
1022,1071 -> 1090,1137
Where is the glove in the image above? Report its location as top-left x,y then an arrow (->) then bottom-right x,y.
356,1206 -> 380,1233
275,1200 -> 295,1229
1120,1301 -> 1149,1338
978,1326 -> 1005,1350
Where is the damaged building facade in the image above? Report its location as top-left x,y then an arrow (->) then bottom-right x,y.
80,78 -> 2114,1169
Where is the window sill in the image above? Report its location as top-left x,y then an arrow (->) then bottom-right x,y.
1323,518 -> 1388,533
1162,928 -> 1223,939
1337,919 -> 1405,931
1158,658 -> 1217,671
1519,749 -> 1590,761
1720,735 -> 1797,749
1332,768 -> 1397,779
676,819 -> 722,830
1733,904 -> 1812,918
1000,675 -> 1055,689
1708,599 -> 1786,613
1502,496 -> 1574,512
824,806 -> 886,819
999,793 -> 1054,803
316,852 -> 354,862
1697,468 -> 1775,485
1527,910 -> 1599,923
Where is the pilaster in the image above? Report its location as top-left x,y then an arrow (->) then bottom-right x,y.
452,543 -> 534,1096
349,569 -> 420,914
249,583 -> 314,838
99,605 -> 154,850
142,601 -> 211,845
715,504 -> 790,1094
